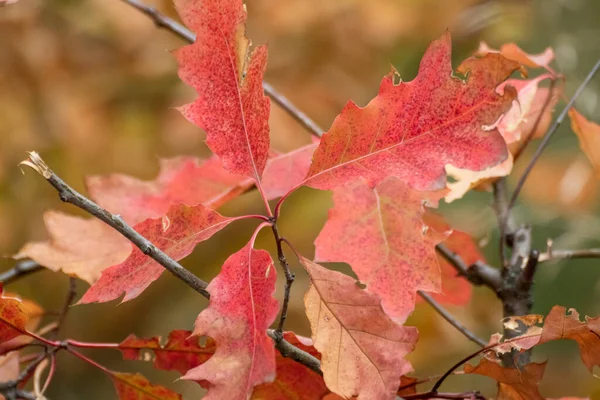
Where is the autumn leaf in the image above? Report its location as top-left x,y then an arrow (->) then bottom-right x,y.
478,42 -> 555,72
302,257 -> 418,400
79,203 -> 236,304
119,330 -> 215,376
570,109 -> 600,178
15,211 -> 131,285
110,371 -> 181,400
303,31 -> 519,192
87,156 -> 252,224
464,358 -> 546,400
0,352 -> 19,400
183,241 -> 279,400
252,332 -> 329,400
538,306 -> 600,372
174,0 -> 270,182
0,287 -> 28,344
314,177 -> 447,322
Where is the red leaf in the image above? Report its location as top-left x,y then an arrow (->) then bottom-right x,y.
252,332 -> 329,400
14,211 -> 131,285
174,0 -> 270,181
302,258 -> 417,400
79,203 -> 235,304
261,142 -> 318,199
183,241 -> 279,399
87,157 -> 251,224
304,32 -> 519,191
0,287 -> 28,344
110,371 -> 181,400
539,306 -> 600,372
119,330 -> 215,376
314,177 -> 446,322
464,359 -> 546,400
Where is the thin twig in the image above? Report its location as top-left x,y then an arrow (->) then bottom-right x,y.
538,248 -> 600,262
0,261 -> 43,284
507,58 -> 600,214
50,277 -> 77,339
119,0 -> 324,138
270,222 -> 295,334
404,391 -> 485,400
21,152 -> 211,299
267,329 -> 322,375
435,244 -> 501,290
417,291 -> 486,347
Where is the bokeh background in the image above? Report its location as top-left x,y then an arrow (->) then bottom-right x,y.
1,0 -> 600,398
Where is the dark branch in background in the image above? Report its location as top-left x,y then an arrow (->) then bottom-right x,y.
119,0 -> 324,138
417,291 -> 486,347
435,244 -> 500,291
21,152 -> 323,375
0,261 -> 43,285
21,152 -> 211,299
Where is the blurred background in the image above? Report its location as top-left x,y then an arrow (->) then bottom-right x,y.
1,0 -> 600,398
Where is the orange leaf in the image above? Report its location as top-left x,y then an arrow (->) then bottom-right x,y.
477,42 -> 554,72
110,371 -> 181,400
302,258 -> 417,400
570,109 -> 600,178
0,286 -> 29,344
464,358 -> 546,400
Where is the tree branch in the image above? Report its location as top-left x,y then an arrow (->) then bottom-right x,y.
417,291 -> 486,347
270,222 -> 295,334
435,244 -> 500,291
0,261 -> 43,284
538,248 -> 600,262
21,152 -> 211,299
21,152 -> 323,375
119,0 -> 324,138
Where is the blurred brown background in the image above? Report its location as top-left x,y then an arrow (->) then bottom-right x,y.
1,0 -> 600,398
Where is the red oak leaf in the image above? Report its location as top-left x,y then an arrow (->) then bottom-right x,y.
14,211 -> 131,285
183,241 -> 278,400
174,0 -> 270,181
87,157 -> 251,224
303,32 -> 520,191
538,306 -> 600,372
302,258 -> 418,400
261,142 -> 318,199
478,42 -> 555,72
464,359 -> 546,400
252,332 -> 329,400
110,371 -> 181,400
570,109 -> 600,178
314,177 -> 447,322
79,203 -> 235,304
0,287 -> 28,344
422,211 -> 486,306
119,330 -> 215,376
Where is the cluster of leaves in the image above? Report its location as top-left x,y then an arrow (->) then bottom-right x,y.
3,0 -> 600,399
